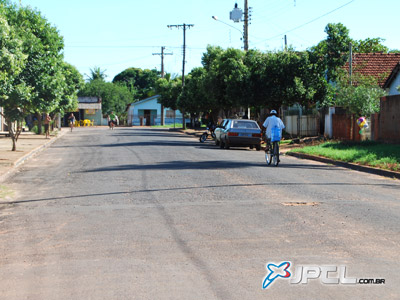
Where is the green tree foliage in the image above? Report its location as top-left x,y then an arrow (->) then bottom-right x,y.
0,4 -> 29,146
5,2 -> 67,135
78,79 -> 134,115
0,1 -> 85,149
57,62 -> 84,114
178,67 -> 208,115
201,46 -> 249,116
112,67 -> 159,100
311,23 -> 352,82
155,76 -> 182,111
352,37 -> 389,53
87,66 -> 107,82
334,74 -> 386,116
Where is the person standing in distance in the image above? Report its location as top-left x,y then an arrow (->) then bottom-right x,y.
44,113 -> 52,139
68,113 -> 75,132
262,109 -> 285,150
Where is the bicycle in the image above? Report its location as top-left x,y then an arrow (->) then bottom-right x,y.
199,125 -> 216,143
264,126 -> 281,166
265,139 -> 280,166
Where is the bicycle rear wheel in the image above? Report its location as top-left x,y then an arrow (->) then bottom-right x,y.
272,142 -> 279,166
265,149 -> 272,165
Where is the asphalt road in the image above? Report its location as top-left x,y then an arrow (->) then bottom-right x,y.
0,127 -> 399,299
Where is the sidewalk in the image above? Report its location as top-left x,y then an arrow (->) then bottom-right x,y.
0,129 -> 68,182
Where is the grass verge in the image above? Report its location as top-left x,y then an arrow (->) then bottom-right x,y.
290,141 -> 400,172
151,123 -> 186,129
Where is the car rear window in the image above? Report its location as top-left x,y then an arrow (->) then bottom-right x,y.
232,120 -> 259,129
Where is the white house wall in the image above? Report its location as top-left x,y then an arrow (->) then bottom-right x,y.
389,73 -> 400,95
128,97 -> 183,126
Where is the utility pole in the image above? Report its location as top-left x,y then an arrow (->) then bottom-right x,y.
167,23 -> 194,129
153,46 -> 173,125
243,0 -> 249,51
349,42 -> 353,85
231,2 -> 251,117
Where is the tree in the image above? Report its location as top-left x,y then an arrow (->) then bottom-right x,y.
5,3 -> 67,134
334,73 -> 386,116
155,76 -> 182,125
353,37 -> 389,53
87,66 -> 107,82
311,23 -> 352,82
0,5 -> 30,150
78,80 -> 134,116
56,62 -> 84,114
178,67 -> 208,125
1,1 -> 84,149
113,67 -> 159,100
201,46 -> 248,117
243,49 -> 328,112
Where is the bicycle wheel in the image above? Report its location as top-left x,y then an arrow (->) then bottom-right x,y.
272,142 -> 279,166
265,149 -> 272,165
199,133 -> 207,143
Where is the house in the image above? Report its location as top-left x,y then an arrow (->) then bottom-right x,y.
326,53 -> 400,139
383,62 -> 400,95
127,95 -> 183,126
345,52 -> 400,88
64,97 -> 103,126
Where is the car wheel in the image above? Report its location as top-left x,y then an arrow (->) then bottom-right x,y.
250,145 -> 253,149
255,144 -> 261,151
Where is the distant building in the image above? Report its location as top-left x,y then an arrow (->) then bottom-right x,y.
127,95 -> 182,126
64,97 -> 103,126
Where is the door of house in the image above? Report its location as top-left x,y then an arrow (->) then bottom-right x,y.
144,110 -> 151,126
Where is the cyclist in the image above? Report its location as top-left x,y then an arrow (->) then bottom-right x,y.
108,111 -> 119,129
262,109 -> 285,153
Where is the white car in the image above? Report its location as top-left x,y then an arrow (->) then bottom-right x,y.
214,119 -> 228,146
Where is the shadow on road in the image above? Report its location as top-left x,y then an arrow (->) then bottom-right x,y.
1,181 -> 398,205
80,160 -> 347,173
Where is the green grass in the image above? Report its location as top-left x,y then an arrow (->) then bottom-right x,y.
290,141 -> 400,171
151,123 -> 185,128
280,139 -> 292,145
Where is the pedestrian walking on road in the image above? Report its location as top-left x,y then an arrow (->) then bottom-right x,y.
68,113 -> 75,132
44,113 -> 51,139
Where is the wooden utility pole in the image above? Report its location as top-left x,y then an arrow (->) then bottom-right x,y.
167,23 -> 194,129
153,46 -> 172,125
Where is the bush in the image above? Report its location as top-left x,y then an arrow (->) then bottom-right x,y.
30,125 -> 38,134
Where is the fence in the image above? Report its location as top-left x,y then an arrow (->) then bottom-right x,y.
283,108 -> 319,137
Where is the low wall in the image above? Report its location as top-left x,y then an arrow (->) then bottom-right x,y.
379,95 -> 400,143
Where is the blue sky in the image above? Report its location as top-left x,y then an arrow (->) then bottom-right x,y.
20,0 -> 400,81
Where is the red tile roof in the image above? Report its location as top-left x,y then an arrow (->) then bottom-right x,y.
344,53 -> 400,87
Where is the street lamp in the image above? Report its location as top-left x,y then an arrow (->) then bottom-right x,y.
211,16 -> 244,43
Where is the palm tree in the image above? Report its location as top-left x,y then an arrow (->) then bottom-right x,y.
87,67 -> 107,82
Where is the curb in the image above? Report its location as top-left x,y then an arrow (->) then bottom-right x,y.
286,152 -> 400,180
0,129 -> 68,183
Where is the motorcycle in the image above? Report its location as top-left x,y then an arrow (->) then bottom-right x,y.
199,124 -> 216,142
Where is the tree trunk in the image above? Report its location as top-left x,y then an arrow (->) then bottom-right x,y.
7,120 -> 17,151
36,112 -> 43,134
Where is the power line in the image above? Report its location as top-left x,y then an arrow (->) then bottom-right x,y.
254,0 -> 356,46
